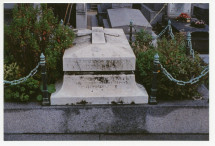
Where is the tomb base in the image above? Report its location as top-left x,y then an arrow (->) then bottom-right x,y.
51,74 -> 148,105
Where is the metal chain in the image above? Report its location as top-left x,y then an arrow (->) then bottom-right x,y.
153,24 -> 175,40
129,20 -> 175,40
169,26 -> 175,40
160,63 -> 209,86
132,25 -> 137,33
4,62 -> 40,86
187,39 -> 195,59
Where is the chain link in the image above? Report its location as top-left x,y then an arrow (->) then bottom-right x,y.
187,39 -> 195,59
160,63 -> 209,86
4,62 -> 40,86
153,24 -> 175,40
151,21 -> 208,86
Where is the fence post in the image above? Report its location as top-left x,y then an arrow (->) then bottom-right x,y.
186,32 -> 191,55
40,53 -> 50,106
149,53 -> 160,105
168,20 -> 171,36
129,20 -> 133,43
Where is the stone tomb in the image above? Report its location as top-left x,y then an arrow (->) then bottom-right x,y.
107,8 -> 152,37
51,27 -> 148,105
167,3 -> 192,18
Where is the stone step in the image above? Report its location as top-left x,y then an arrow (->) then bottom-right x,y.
50,74 -> 148,105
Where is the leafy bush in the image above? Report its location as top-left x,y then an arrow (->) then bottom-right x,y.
4,63 -> 40,101
134,31 -> 208,100
4,4 -> 75,102
4,4 -> 75,83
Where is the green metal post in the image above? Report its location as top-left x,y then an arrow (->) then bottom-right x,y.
129,20 -> 133,43
186,32 -> 191,56
149,53 -> 160,105
40,53 -> 50,106
168,20 -> 171,37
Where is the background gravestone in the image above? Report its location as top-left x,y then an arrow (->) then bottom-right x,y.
167,3 -> 192,18
112,3 -> 132,9
76,3 -> 87,29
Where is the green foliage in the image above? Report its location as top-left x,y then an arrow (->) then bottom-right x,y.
4,63 -> 21,81
4,78 -> 40,102
4,62 -> 40,102
36,95 -> 43,101
134,30 -> 208,100
4,4 -> 75,83
36,84 -> 56,101
40,84 -> 56,93
4,4 -> 74,102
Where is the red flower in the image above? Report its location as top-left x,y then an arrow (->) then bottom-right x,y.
43,31 -> 46,35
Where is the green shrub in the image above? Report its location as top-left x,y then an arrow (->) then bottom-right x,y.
4,63 -> 40,102
4,4 -> 75,83
134,31 -> 208,100
4,4 -> 75,102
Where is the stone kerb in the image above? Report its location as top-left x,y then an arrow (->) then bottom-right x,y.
4,100 -> 209,135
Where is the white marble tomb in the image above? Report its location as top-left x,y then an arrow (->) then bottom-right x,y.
50,27 -> 148,105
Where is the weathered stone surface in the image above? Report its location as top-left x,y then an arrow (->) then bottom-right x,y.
4,109 -> 66,133
112,3 -> 132,9
76,3 -> 87,29
145,108 -> 209,133
140,4 -> 165,26
144,3 -> 165,11
76,29 -> 92,37
63,28 -> 135,71
51,75 -> 148,105
100,134 -> 208,140
92,27 -> 105,44
107,8 -> 152,34
57,27 -> 147,105
4,134 -> 100,141
4,133 -> 209,141
103,19 -> 110,28
91,15 -> 98,27
4,99 -> 209,134
167,3 -> 192,18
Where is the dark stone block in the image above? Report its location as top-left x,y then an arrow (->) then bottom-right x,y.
193,6 -> 209,25
4,133 -> 209,141
4,134 -> 100,141
170,19 -> 209,54
144,3 -> 165,11
192,32 -> 209,54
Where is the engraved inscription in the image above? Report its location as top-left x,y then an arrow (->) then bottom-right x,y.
74,76 -> 130,89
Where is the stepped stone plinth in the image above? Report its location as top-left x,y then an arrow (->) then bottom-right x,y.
51,27 -> 148,105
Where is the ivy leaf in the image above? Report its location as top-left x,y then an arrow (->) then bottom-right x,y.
47,84 -> 56,93
40,84 -> 56,93
36,95 -> 43,101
